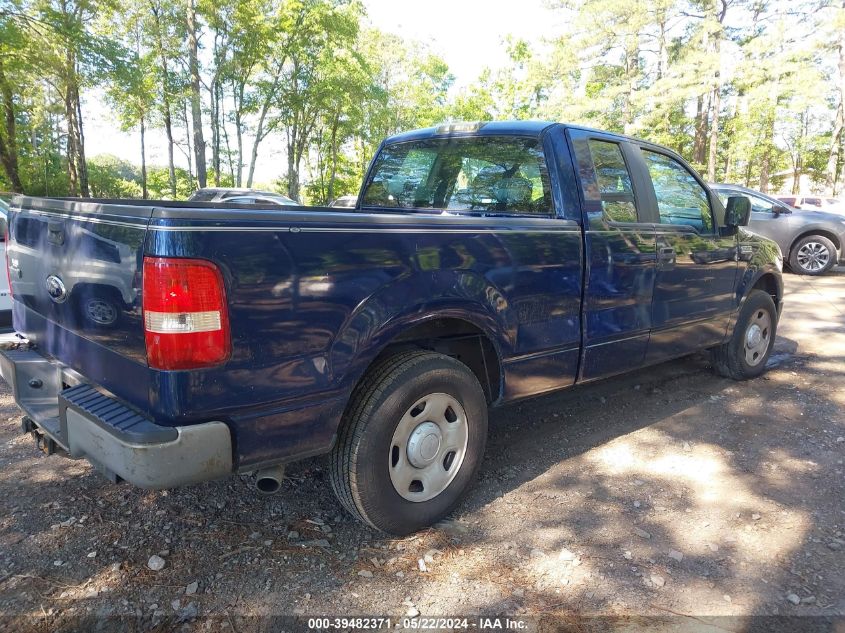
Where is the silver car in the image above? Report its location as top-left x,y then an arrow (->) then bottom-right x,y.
188,187 -> 297,206
713,184 -> 845,275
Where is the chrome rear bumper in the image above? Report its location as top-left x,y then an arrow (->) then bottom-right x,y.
0,343 -> 232,488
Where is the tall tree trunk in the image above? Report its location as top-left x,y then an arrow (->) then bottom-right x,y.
235,111 -> 243,187
289,112 -> 316,202
186,0 -> 207,188
825,1 -> 845,193
64,89 -> 79,196
151,2 -> 177,197
140,114 -> 148,199
245,71 -> 282,188
792,155 -> 802,194
693,95 -> 707,165
286,122 -> 299,201
706,2 -> 727,183
707,79 -> 721,182
220,92 -> 235,185
211,79 -> 220,186
246,90 -> 277,188
759,150 -> 770,193
0,58 -> 23,192
327,114 -> 340,203
759,111 -> 776,193
232,80 -> 244,187
183,99 -> 194,189
74,82 -> 89,197
656,11 -> 668,81
163,105 -> 176,197
622,37 -> 638,135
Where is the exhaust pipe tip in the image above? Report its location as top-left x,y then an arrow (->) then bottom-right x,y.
254,465 -> 285,495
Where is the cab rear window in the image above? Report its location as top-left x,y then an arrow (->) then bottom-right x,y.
361,136 -> 552,215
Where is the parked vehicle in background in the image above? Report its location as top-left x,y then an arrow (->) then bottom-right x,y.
222,194 -> 298,207
0,199 -> 11,328
1,122 -> 783,535
328,195 -> 357,208
776,195 -> 845,214
188,187 -> 297,205
713,184 -> 845,275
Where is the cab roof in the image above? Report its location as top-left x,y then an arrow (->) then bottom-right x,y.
382,120 -> 668,151
383,121 -> 557,144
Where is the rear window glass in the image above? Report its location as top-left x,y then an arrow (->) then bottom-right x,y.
361,136 -> 552,215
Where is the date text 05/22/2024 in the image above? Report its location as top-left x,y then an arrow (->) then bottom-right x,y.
306,617 -> 530,630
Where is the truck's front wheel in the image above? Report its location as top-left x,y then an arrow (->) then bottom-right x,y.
711,289 -> 777,380
330,351 -> 488,535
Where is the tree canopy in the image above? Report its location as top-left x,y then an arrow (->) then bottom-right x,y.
0,0 -> 843,202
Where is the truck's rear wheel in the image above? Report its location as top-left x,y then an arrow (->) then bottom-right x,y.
329,351 -> 487,535
711,289 -> 777,380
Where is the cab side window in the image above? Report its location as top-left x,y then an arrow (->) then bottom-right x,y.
586,140 -> 638,223
642,150 -> 713,233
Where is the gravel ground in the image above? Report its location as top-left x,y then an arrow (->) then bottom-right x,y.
0,270 -> 843,632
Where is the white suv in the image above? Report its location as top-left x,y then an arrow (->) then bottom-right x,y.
777,195 -> 844,214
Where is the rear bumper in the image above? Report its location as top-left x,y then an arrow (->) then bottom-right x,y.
0,344 -> 233,488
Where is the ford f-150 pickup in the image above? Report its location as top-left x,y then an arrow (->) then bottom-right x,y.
0,121 -> 783,535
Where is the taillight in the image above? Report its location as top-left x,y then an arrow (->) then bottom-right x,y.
142,257 -> 230,370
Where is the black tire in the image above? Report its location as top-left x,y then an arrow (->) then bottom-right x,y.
329,350 -> 488,535
76,294 -> 121,329
788,234 -> 837,275
711,290 -> 777,380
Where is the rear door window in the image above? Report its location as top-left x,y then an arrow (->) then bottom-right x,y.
585,140 -> 639,223
361,136 -> 552,215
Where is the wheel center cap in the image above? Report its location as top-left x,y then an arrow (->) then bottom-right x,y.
407,421 -> 442,468
746,324 -> 762,348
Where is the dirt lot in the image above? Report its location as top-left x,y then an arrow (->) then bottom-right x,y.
0,270 -> 843,632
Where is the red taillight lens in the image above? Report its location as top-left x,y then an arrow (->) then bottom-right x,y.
142,257 -> 230,370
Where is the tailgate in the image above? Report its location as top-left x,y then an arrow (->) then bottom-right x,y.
7,197 -> 153,389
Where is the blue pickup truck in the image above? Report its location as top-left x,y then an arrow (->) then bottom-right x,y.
0,121 -> 783,534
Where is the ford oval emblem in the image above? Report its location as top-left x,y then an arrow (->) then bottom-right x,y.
45,275 -> 68,304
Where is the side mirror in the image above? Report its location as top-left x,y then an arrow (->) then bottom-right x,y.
772,205 -> 791,216
725,196 -> 751,227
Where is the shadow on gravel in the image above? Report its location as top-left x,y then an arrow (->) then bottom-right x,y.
0,278 -> 843,631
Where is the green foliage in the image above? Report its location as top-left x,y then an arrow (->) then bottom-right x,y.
146,165 -> 196,200
87,155 -> 142,197
0,0 -> 843,199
